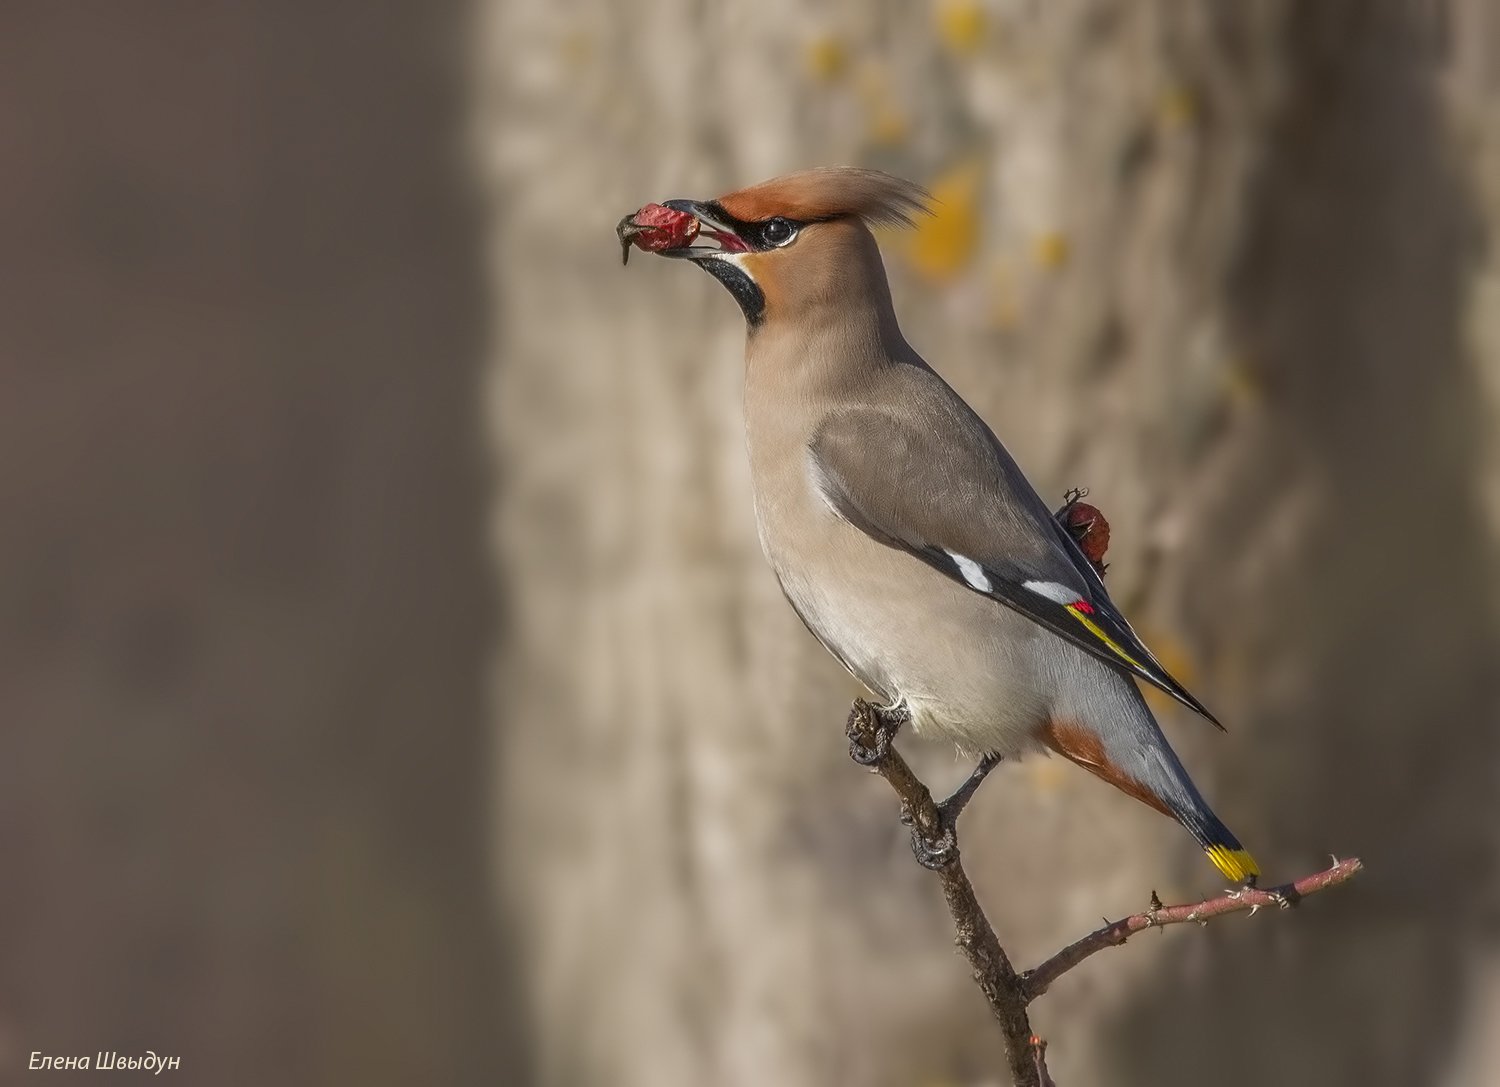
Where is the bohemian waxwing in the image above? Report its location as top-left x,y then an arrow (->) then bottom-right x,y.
618,167 -> 1259,884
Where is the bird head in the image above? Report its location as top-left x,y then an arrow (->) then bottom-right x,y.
618,167 -> 930,327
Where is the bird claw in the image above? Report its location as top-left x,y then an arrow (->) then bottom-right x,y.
908,753 -> 1001,868
910,820 -> 958,870
846,701 -> 994,872
847,729 -> 890,766
846,699 -> 904,766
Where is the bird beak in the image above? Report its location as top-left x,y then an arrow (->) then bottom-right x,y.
616,200 -> 751,264
658,200 -> 751,259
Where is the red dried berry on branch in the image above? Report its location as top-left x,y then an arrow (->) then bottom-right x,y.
1064,501 -> 1111,565
1055,489 -> 1111,576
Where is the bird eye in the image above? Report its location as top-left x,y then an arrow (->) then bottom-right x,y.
762,217 -> 797,247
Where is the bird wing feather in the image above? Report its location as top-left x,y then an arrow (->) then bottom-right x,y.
807,373 -> 1222,728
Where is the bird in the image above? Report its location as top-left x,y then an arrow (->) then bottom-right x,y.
618,166 -> 1259,884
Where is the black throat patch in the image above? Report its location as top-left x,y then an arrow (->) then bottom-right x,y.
699,258 -> 765,325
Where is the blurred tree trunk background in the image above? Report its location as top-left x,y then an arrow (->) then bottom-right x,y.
483,2 -> 1500,1084
1,4 -> 514,1084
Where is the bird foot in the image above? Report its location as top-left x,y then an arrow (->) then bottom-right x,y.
909,818 -> 958,870
845,699 -> 908,766
906,754 -> 1001,870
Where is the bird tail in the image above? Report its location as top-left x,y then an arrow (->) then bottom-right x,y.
1041,711 -> 1261,884
1168,799 -> 1260,884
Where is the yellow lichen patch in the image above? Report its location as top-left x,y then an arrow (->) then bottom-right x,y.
853,67 -> 909,146
558,29 -> 594,70
867,105 -> 910,147
907,162 -> 982,282
1223,356 -> 1264,407
1031,231 -> 1070,270
1157,85 -> 1197,129
805,36 -> 849,83
936,0 -> 987,55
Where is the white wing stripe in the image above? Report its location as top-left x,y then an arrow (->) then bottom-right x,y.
945,550 -> 992,592
1022,579 -> 1082,605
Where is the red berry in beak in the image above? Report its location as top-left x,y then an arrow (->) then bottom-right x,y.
617,204 -> 700,264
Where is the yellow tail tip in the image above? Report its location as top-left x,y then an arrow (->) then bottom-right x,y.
1205,845 -> 1260,884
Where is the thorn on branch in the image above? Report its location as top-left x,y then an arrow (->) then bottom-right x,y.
1030,1035 -> 1056,1087
1018,858 -> 1363,1003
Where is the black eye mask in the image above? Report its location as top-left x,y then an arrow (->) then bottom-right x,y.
692,202 -> 812,251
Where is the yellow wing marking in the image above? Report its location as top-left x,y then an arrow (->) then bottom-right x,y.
1065,604 -> 1144,669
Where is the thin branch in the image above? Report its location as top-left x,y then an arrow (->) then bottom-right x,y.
846,699 -> 1040,1087
1021,857 -> 1363,1001
846,697 -> 1363,1087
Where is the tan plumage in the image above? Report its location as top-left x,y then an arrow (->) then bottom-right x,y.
622,166 -> 1259,883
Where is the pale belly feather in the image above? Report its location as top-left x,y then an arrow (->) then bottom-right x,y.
765,503 -> 1059,757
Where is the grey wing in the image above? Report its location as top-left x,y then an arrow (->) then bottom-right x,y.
808,386 -> 1222,727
